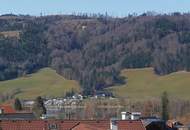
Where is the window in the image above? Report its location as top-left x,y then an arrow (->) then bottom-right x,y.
48,123 -> 58,130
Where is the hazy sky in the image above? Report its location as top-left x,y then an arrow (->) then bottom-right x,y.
0,0 -> 189,16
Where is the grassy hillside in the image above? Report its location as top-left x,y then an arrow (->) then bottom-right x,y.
0,68 -> 80,99
109,68 -> 190,100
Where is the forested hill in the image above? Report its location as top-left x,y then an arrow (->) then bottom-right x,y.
1,13 -> 190,95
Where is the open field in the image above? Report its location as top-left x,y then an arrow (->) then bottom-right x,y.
109,68 -> 190,100
1,67 -> 190,100
0,68 -> 80,99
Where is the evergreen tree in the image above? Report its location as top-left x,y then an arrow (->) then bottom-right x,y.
14,98 -> 22,111
161,91 -> 169,121
32,96 -> 46,118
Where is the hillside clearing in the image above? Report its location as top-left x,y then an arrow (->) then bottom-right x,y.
0,68 -> 80,99
109,68 -> 190,100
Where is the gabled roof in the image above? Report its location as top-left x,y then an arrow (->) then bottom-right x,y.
0,105 -> 16,114
59,120 -> 110,130
0,120 -> 46,130
141,117 -> 164,127
0,120 -> 110,130
117,120 -> 146,130
72,123 -> 106,130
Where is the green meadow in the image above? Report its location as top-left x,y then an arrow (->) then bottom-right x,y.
0,68 -> 80,99
109,68 -> 190,100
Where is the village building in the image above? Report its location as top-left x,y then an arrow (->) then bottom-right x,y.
0,105 -> 16,114
0,104 -> 36,121
0,120 -> 110,130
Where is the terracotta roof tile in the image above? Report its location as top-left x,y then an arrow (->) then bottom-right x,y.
72,123 -> 106,130
118,120 -> 146,130
0,105 -> 16,114
0,120 -> 110,130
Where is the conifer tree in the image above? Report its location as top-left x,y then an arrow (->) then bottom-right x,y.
161,91 -> 169,121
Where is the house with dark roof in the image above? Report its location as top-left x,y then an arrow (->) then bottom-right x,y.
0,113 -> 36,120
141,117 -> 166,130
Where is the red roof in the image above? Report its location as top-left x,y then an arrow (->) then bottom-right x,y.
0,105 -> 16,114
0,120 -> 110,130
72,123 -> 106,130
0,119 -> 146,130
79,120 -> 110,129
0,120 -> 45,130
117,120 -> 146,130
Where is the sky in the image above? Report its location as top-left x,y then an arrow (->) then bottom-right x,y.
0,0 -> 190,17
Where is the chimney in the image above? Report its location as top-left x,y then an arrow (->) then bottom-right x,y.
121,112 -> 127,120
0,108 -> 4,114
110,118 -> 118,130
130,112 -> 141,120
121,112 -> 141,120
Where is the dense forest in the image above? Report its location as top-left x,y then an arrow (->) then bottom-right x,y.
1,13 -> 190,95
